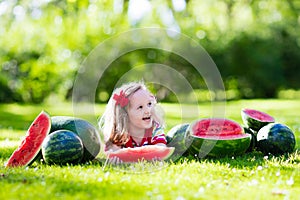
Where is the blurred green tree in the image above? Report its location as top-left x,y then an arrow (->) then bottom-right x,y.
0,0 -> 299,103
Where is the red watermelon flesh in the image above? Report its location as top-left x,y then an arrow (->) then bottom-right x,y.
242,109 -> 274,122
241,108 -> 275,131
107,145 -> 175,163
192,118 -> 244,137
5,111 -> 51,167
187,118 -> 251,157
193,134 -> 250,140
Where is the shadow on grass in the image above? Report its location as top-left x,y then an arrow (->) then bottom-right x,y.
2,144 -> 299,175
173,149 -> 300,170
0,167 -> 150,199
0,147 -> 15,157
0,109 -> 36,130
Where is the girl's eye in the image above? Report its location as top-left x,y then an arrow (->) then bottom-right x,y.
137,105 -> 143,110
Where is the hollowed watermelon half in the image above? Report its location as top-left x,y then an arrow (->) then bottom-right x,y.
241,108 -> 275,131
42,130 -> 84,165
106,146 -> 175,163
5,111 -> 51,168
50,116 -> 101,162
166,123 -> 191,161
187,118 -> 251,158
256,123 -> 296,155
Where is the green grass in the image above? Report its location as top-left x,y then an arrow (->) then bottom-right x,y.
0,99 -> 300,199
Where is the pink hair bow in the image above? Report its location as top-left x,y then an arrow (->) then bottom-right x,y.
113,90 -> 129,108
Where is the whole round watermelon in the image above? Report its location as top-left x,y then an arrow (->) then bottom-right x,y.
256,123 -> 296,155
50,116 -> 101,162
42,130 -> 84,165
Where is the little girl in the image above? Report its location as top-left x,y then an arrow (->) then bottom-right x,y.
99,81 -> 167,152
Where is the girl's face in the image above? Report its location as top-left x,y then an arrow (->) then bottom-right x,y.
127,89 -> 156,134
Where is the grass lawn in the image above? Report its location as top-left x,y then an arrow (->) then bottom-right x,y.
0,99 -> 300,199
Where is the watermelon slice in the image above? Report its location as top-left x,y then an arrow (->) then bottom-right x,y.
5,111 -> 51,168
106,145 -> 175,163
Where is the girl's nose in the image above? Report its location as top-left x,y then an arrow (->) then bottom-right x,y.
144,107 -> 151,114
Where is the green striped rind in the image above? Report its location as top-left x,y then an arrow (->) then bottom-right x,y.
51,116 -> 101,162
257,123 -> 296,155
42,130 -> 84,165
241,109 -> 275,131
164,147 -> 175,160
242,116 -> 270,131
166,123 -> 191,161
187,134 -> 252,158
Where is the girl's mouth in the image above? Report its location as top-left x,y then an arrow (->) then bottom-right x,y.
142,116 -> 151,121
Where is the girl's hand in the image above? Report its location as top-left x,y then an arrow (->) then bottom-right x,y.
106,144 -> 122,152
111,144 -> 122,151
108,156 -> 123,165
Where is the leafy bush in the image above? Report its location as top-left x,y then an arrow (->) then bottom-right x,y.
0,0 -> 300,103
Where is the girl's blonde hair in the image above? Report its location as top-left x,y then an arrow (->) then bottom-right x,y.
99,81 -> 164,148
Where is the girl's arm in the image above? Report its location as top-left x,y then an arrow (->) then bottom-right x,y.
151,125 -> 167,146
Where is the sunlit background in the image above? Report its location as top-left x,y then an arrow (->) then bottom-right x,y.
1,0 -> 300,103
